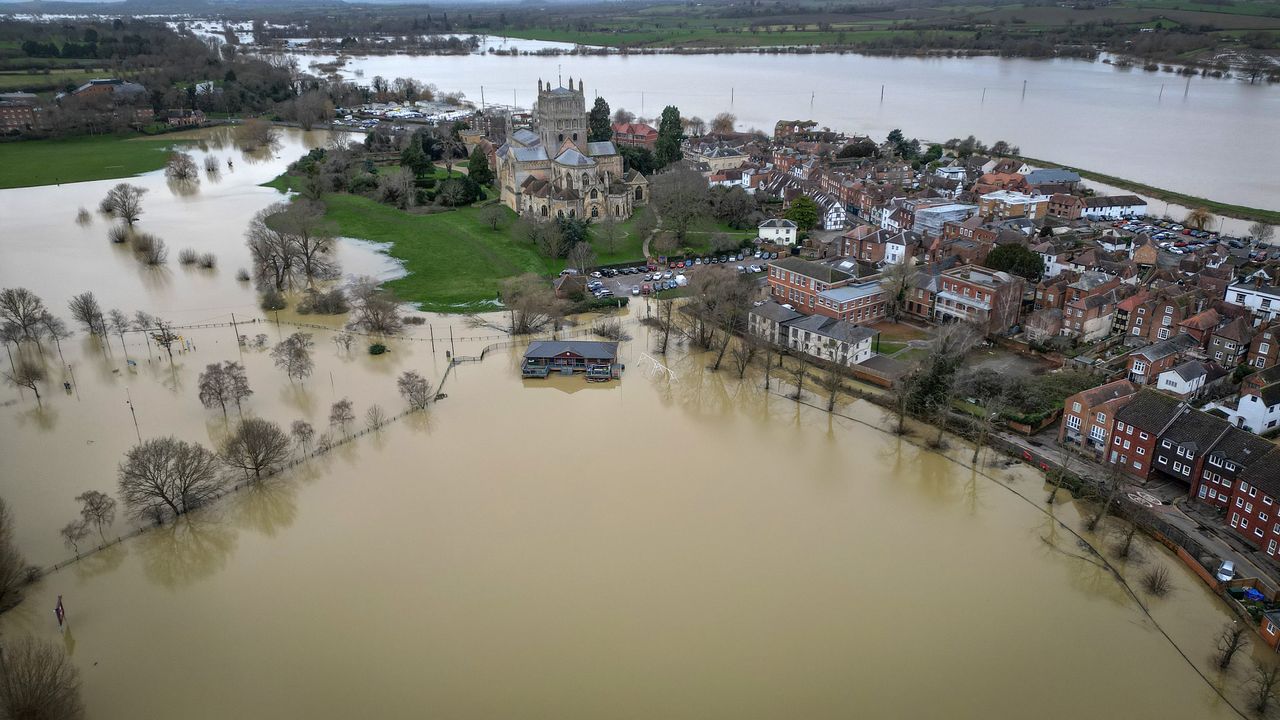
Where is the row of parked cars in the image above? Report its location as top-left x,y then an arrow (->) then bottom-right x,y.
588,249 -> 788,280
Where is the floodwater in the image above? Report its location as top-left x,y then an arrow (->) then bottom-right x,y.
0,126 -> 1270,719
299,49 -> 1280,211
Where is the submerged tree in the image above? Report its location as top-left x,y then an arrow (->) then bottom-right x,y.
67,292 -> 106,336
498,274 -> 564,335
117,437 -> 225,522
397,370 -> 433,411
271,332 -> 315,383
60,519 -> 90,554
1251,661 -> 1280,715
348,278 -> 403,335
220,418 -> 292,480
0,287 -> 47,340
0,637 -> 85,720
290,420 -> 315,451
75,490 -> 117,541
165,152 -> 200,183
1216,621 -> 1249,670
0,498 -> 29,611
100,183 -> 147,225
4,359 -> 46,406
198,361 -> 253,418
329,398 -> 355,437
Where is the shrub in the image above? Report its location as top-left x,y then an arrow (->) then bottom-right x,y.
296,288 -> 349,315
369,343 -> 388,355
403,316 -> 426,326
1142,566 -> 1172,596
260,289 -> 286,311
236,268 -> 251,282
198,253 -> 217,269
131,233 -> 167,265
178,248 -> 199,265
107,224 -> 130,244
75,207 -> 91,224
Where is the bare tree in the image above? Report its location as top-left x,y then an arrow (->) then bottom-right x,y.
1141,565 -> 1172,596
1216,621 -> 1249,670
330,398 -> 355,436
480,204 -> 507,231
332,332 -> 354,353
290,420 -> 315,451
101,183 -> 147,225
596,216 -> 623,253
0,637 -> 85,720
38,313 -> 71,365
365,404 -> 388,431
1251,662 -> 1280,715
197,362 -> 253,418
1250,222 -> 1276,246
60,519 -> 90,554
75,490 -> 116,541
1085,467 -> 1126,532
220,418 -> 292,480
711,112 -> 737,134
0,498 -> 28,611
499,274 -> 565,335
4,359 -> 46,406
0,287 -> 47,340
165,152 -> 200,183
348,277 -> 403,335
818,359 -> 846,412
67,292 -> 105,336
729,335 -> 759,379
886,372 -> 916,436
245,203 -> 299,292
397,370 -> 433,410
117,437 -> 225,521
649,170 -> 710,243
236,118 -> 279,150
107,309 -> 131,356
970,390 -> 1008,465
789,359 -> 808,401
274,201 -> 339,286
654,298 -> 676,354
880,260 -> 915,322
566,242 -> 597,274
271,332 -> 315,383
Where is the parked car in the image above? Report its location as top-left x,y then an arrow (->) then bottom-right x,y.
1217,560 -> 1236,582
641,283 -> 652,295
749,264 -> 762,273
663,271 -> 674,279
630,285 -> 640,296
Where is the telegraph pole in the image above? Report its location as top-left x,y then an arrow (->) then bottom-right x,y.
125,388 -> 141,442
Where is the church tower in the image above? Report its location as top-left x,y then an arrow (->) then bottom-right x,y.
534,77 -> 588,152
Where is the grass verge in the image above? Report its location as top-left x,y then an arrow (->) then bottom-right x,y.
0,134 -> 189,188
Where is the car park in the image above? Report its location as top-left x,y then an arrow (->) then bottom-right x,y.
630,285 -> 640,295
749,264 -> 762,273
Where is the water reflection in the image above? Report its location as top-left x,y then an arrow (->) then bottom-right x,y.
235,477 -> 299,538
72,542 -> 127,581
138,514 -> 237,590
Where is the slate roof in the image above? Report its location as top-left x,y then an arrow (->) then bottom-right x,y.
759,218 -> 797,229
785,315 -> 877,345
1132,333 -> 1199,362
1168,360 -> 1208,383
554,147 -> 596,167
524,340 -> 618,361
1084,195 -> 1146,208
1114,389 -> 1184,431
1160,406 -> 1231,454
770,256 -> 852,284
1074,379 -> 1137,408
750,301 -> 803,324
1239,448 -> 1280,497
510,128 -> 541,146
512,146 -> 549,162
586,141 -> 618,156
1024,168 -> 1082,185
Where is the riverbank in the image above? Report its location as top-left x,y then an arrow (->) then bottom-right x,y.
1016,153 -> 1280,226
0,133 -> 192,189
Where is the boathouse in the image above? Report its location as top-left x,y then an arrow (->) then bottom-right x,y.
522,340 -> 619,379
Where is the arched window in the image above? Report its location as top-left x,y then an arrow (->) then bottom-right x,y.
591,207 -> 599,218
569,209 -> 576,219
615,205 -> 621,215
558,133 -> 564,143
582,172 -> 590,188
590,189 -> 598,199
634,186 -> 643,201
573,132 -> 578,142
557,210 -> 564,219
541,205 -> 548,217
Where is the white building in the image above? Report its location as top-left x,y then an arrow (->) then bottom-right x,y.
1080,195 -> 1148,220
1156,361 -> 1210,398
747,301 -> 802,345
1226,280 -> 1280,326
758,218 -> 798,245
1209,390 -> 1280,434
784,314 -> 878,367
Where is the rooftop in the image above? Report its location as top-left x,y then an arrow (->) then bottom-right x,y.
770,256 -> 852,285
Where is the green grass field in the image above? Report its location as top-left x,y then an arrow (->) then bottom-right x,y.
0,68 -> 105,92
315,194 -> 645,311
0,134 -> 190,189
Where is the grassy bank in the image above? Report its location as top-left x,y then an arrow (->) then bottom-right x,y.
0,134 -> 189,188
312,192 -> 645,312
1017,154 -> 1280,226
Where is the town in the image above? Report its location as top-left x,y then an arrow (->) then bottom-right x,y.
2,9 -> 1280,720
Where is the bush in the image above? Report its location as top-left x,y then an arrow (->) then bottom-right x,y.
403,316 -> 426,326
369,343 -> 387,355
260,289 -> 286,311
296,288 -> 349,315
178,248 -> 199,265
199,253 -> 217,269
131,233 -> 167,265
236,268 -> 251,282
107,224 -> 130,244
1142,566 -> 1172,596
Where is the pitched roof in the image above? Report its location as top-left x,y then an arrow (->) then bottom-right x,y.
1073,379 -> 1138,407
1160,406 -> 1229,453
1114,389 -> 1184,431
1132,333 -> 1199,362
554,146 -> 596,167
586,141 -> 618,157
770,256 -> 852,284
750,301 -> 802,324
524,340 -> 618,360
1239,448 -> 1280,498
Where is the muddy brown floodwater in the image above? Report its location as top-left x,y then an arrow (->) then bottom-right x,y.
0,128 -> 1267,719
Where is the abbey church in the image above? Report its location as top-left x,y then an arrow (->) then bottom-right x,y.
495,77 -> 648,222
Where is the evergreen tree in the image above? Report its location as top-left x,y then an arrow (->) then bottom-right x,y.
467,146 -> 493,186
655,105 -> 683,168
400,134 -> 431,177
588,97 -> 612,142
785,196 -> 819,230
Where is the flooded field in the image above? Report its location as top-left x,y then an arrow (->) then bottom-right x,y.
0,127 -> 1268,718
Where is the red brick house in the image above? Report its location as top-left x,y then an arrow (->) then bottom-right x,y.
1108,389 -> 1183,480
1047,193 -> 1084,220
1249,321 -> 1280,370
1223,448 -> 1280,556
611,122 -> 658,151
766,256 -> 887,322
1178,308 -> 1221,346
933,265 -> 1026,336
1193,426 -> 1275,512
1126,333 -> 1199,385
1059,380 -> 1138,456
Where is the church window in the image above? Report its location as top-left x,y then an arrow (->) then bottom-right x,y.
569,210 -> 576,219
557,210 -> 564,219
582,172 -> 590,188
573,132 -> 578,142
634,187 -> 643,201
590,189 -> 598,199
558,133 -> 564,143
591,207 -> 599,218
615,205 -> 621,215
541,205 -> 548,217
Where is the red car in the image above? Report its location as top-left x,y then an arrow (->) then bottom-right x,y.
640,283 -> 652,295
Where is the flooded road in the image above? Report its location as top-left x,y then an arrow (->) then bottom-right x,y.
0,129 -> 1266,718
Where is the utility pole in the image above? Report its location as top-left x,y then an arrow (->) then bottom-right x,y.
481,85 -> 485,113
730,87 -> 734,109
641,91 -> 645,117
880,84 -> 884,102
810,91 -> 814,114
230,311 -> 241,352
449,326 -> 456,357
125,388 -> 141,442
67,363 -> 79,401
981,87 -> 986,103
1184,75 -> 1191,97
1158,83 -> 1164,101
1021,79 -> 1027,100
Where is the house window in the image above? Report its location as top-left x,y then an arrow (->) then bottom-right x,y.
1158,328 -> 1170,340
1136,447 -> 1145,456
1072,402 -> 1082,413
1140,432 -> 1149,440
1270,540 -> 1277,556
1096,413 -> 1106,424
1161,439 -> 1172,449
